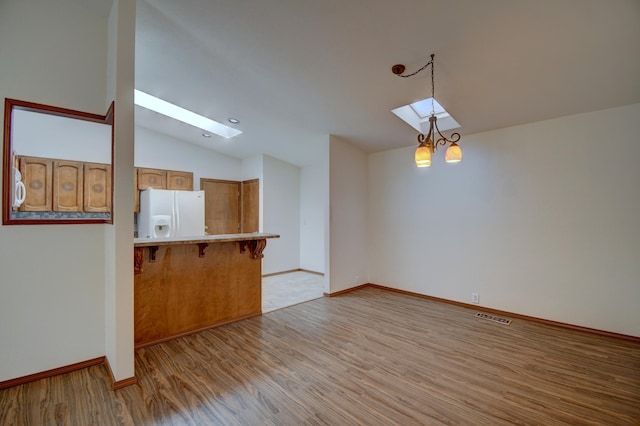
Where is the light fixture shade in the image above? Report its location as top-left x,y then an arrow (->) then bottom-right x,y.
415,145 -> 431,167
445,142 -> 462,163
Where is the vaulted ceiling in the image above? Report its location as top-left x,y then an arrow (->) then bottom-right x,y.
133,0 -> 640,166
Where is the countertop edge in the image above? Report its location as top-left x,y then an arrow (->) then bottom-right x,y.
134,233 -> 280,247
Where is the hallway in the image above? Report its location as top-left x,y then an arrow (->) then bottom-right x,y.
262,271 -> 325,312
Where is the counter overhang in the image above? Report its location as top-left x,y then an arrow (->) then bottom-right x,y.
134,232 -> 280,247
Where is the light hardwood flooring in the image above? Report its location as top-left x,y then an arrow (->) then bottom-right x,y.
262,271 -> 326,312
1,287 -> 639,425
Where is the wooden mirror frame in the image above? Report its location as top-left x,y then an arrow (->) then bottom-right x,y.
2,98 -> 114,225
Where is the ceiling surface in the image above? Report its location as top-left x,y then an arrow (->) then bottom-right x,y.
133,0 -> 640,167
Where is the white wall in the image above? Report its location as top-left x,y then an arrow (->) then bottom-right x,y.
329,136 -> 368,293
300,162 -> 325,273
262,155 -> 300,274
13,109 -> 112,164
0,0 -> 111,381
135,126 -> 242,187
241,155 -> 263,182
368,103 -> 640,337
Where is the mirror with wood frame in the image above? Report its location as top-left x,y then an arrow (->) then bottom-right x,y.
2,98 -> 114,225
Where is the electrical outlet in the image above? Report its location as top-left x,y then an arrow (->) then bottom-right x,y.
354,275 -> 360,285
472,292 -> 479,304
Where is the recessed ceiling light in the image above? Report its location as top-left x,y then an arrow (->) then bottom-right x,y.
228,118 -> 239,124
134,89 -> 242,139
202,133 -> 212,138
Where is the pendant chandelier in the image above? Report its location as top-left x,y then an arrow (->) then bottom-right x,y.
392,54 -> 462,167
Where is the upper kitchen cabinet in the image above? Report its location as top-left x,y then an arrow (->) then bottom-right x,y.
84,163 -> 112,213
137,168 -> 167,190
53,160 -> 83,212
2,98 -> 114,225
167,170 -> 193,191
134,168 -> 194,213
18,156 -> 52,212
15,155 -> 111,214
137,168 -> 193,191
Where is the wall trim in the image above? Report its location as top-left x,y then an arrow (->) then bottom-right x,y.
104,357 -> 137,390
0,356 -> 105,390
330,283 -> 640,344
300,269 -> 324,276
263,268 -> 324,278
324,284 -> 369,297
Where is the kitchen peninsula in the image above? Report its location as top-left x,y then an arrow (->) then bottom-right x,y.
133,233 -> 279,348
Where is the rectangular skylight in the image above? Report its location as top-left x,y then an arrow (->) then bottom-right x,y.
134,90 -> 242,139
410,98 -> 446,118
391,97 -> 460,134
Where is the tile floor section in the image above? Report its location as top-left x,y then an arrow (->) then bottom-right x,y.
262,271 -> 326,313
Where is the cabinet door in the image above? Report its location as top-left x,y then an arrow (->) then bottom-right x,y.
134,168 -> 139,213
241,179 -> 259,233
84,163 -> 112,212
19,156 -> 53,211
137,168 -> 166,190
201,179 -> 241,234
167,170 -> 193,191
53,160 -> 83,212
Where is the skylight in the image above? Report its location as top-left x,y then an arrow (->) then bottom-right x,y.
410,98 -> 446,118
392,97 -> 460,134
134,90 -> 242,139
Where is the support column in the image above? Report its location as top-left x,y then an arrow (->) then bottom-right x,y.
104,0 -> 136,389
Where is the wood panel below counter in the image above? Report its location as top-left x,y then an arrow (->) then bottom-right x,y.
134,234 -> 278,348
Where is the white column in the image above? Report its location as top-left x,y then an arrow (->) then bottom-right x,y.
104,0 -> 136,386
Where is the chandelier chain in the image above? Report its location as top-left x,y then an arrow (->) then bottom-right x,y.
395,58 -> 434,79
430,54 -> 435,115
393,54 -> 437,114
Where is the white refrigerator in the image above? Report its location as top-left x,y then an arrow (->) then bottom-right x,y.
138,188 -> 205,238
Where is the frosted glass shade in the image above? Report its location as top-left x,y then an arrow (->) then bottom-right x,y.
445,142 -> 462,163
415,145 -> 431,167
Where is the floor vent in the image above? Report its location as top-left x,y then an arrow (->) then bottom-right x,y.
475,312 -> 512,325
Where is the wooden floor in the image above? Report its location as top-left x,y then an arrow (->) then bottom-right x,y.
1,287 -> 639,425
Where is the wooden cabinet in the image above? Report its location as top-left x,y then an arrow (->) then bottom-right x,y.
241,179 -> 259,233
201,179 -> 241,234
19,156 -> 52,212
84,163 -> 112,212
16,155 -> 111,215
137,168 -> 166,190
133,235 -> 277,348
135,168 -> 194,213
134,168 -> 139,213
53,160 -> 83,212
167,170 -> 193,190
200,178 -> 260,235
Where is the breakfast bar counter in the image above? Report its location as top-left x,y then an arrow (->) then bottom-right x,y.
133,233 -> 279,348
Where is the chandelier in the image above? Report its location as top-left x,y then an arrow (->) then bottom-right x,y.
392,54 -> 462,167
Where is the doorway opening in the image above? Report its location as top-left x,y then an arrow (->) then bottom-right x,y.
262,270 -> 325,313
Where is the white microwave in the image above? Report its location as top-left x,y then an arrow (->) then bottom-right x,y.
12,167 -> 26,208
